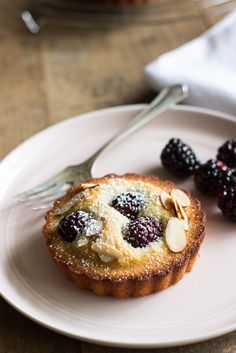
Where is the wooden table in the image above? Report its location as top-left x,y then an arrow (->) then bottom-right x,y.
0,1 -> 235,352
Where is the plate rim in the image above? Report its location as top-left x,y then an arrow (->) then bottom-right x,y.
0,103 -> 236,166
1,104 -> 236,348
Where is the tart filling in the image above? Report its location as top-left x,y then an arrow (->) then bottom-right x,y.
50,176 -> 193,264
43,174 -> 206,296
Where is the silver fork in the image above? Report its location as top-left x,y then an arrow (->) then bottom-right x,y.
17,84 -> 188,210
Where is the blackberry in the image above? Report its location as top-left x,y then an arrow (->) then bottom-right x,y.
218,186 -> 236,222
58,210 -> 92,242
111,192 -> 145,219
161,138 -> 200,177
217,138 -> 236,168
125,216 -> 163,248
194,159 -> 236,195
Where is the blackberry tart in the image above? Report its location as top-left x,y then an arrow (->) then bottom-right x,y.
43,174 -> 206,297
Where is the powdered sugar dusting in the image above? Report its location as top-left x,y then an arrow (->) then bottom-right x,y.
52,176 -> 190,268
82,219 -> 103,237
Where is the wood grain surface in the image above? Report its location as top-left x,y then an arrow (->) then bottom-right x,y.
0,0 -> 235,352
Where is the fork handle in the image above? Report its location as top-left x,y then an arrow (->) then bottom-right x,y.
87,84 -> 188,170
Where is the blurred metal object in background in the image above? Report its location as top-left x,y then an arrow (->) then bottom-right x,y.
1,0 -> 236,33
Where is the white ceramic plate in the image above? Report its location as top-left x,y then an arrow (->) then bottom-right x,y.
0,105 -> 236,348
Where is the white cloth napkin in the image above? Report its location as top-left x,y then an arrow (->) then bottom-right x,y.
144,11 -> 236,116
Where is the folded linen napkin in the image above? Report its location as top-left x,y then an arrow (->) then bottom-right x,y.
144,11 -> 236,116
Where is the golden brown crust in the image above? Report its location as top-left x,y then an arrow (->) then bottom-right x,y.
54,251 -> 199,297
43,173 -> 206,297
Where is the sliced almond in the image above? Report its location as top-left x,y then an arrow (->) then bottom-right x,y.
172,197 -> 180,218
91,242 -> 123,260
171,189 -> 190,207
99,254 -> 114,263
77,236 -> 89,247
172,202 -> 189,230
80,182 -> 97,189
178,204 -> 188,222
101,244 -> 123,259
160,192 -> 173,210
179,219 -> 189,231
55,184 -> 98,215
55,192 -> 83,215
165,217 -> 187,253
173,199 -> 187,220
